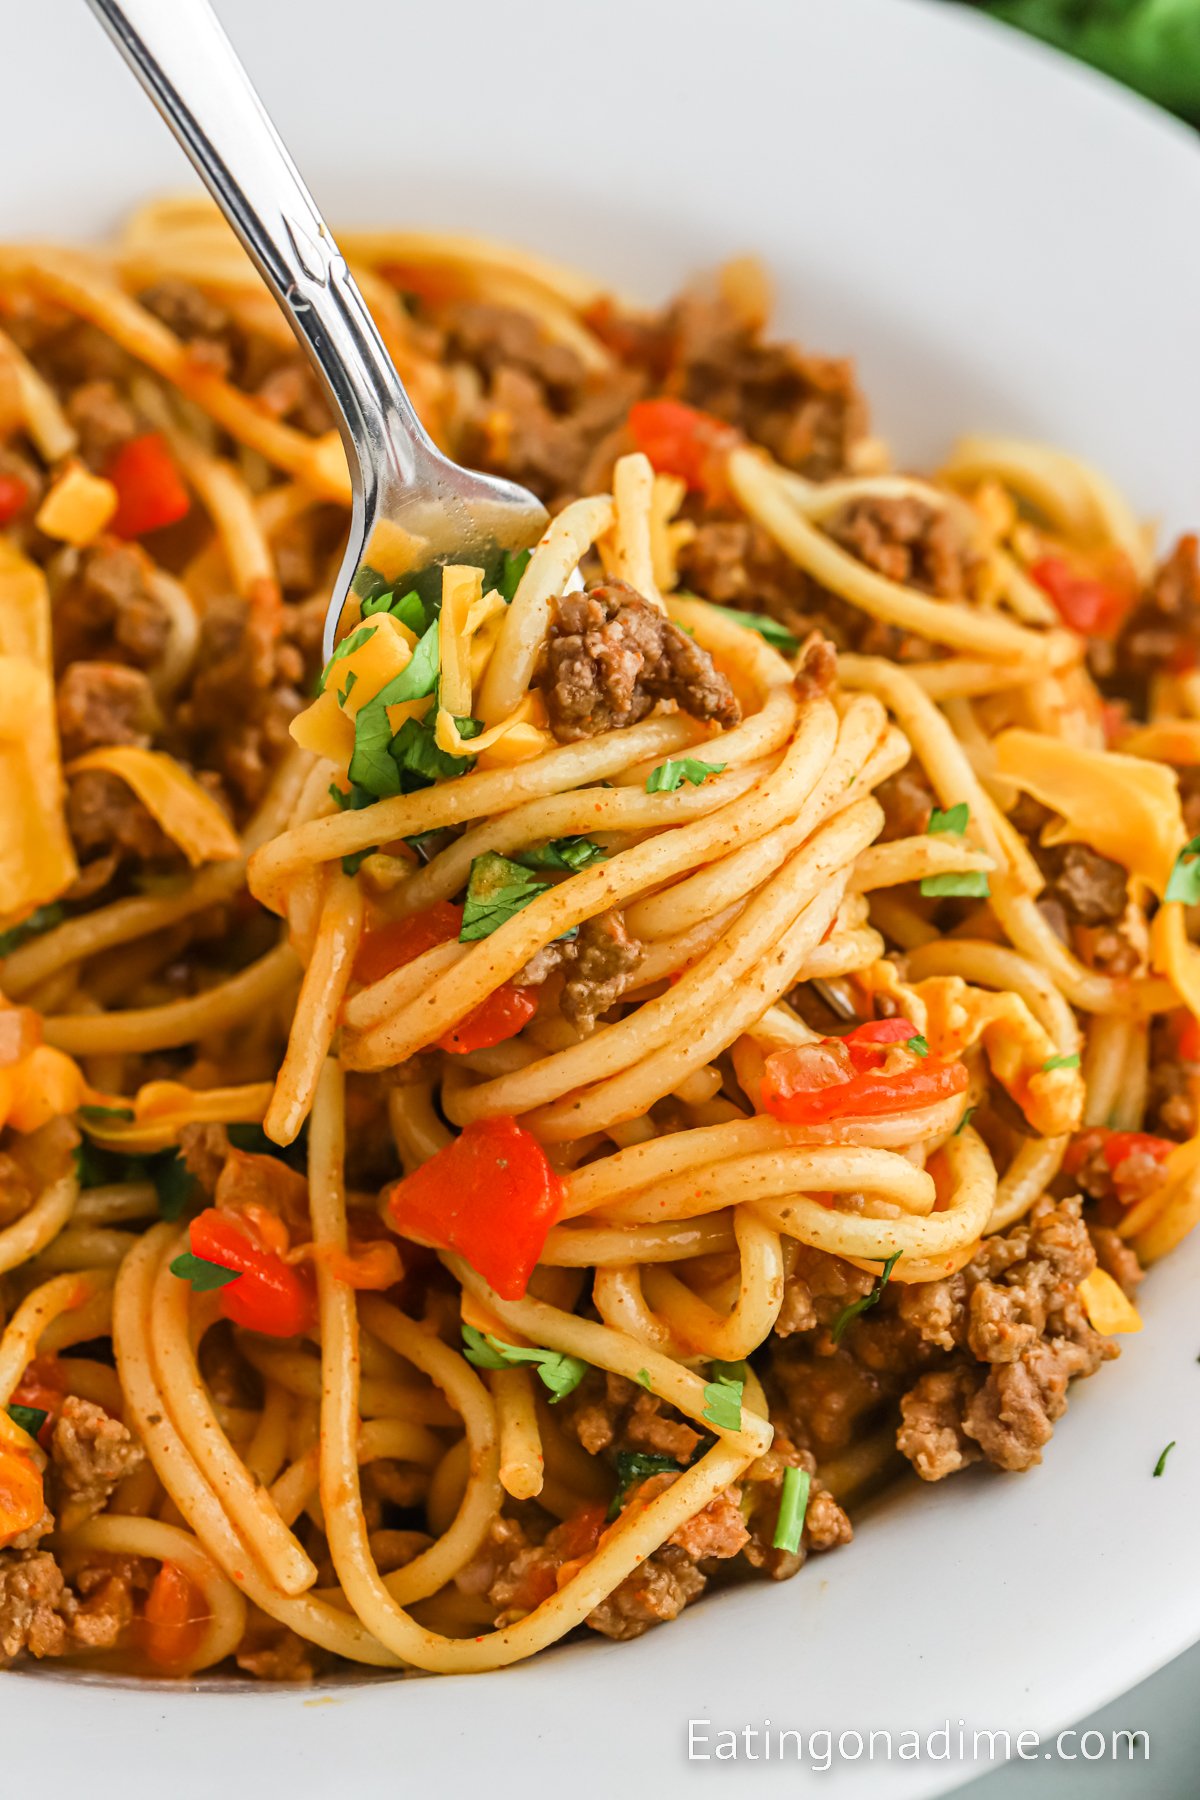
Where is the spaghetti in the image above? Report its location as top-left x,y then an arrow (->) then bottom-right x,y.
0,195 -> 1194,1678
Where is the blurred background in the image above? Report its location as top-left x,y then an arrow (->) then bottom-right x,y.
955,0 -> 1200,122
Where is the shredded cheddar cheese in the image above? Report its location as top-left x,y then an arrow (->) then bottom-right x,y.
34,463 -> 118,546
916,974 -> 1082,1137
66,746 -> 240,867
1077,1267 -> 1142,1336
993,728 -> 1183,896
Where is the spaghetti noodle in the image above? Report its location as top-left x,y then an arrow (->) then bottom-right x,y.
0,195 -> 1195,1678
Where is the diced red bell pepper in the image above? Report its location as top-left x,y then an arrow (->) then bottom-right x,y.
1176,1013 -> 1200,1064
1029,553 -> 1133,640
106,433 -> 191,538
385,1115 -> 564,1300
354,899 -> 537,1054
143,1561 -> 205,1671
1101,1131 -> 1175,1175
0,472 -> 29,527
627,398 -> 741,497
188,1208 -> 316,1338
761,1031 -> 967,1126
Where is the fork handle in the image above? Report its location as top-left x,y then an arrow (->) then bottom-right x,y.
84,0 -> 439,497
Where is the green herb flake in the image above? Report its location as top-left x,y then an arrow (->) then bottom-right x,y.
1166,837 -> 1200,905
698,602 -> 799,654
329,781 -> 375,812
1043,1052 -> 1081,1072
635,1367 -> 652,1391
831,1249 -> 902,1345
1153,1440 -> 1176,1478
316,624 -> 375,694
7,1403 -> 48,1439
460,1324 -> 586,1402
645,757 -> 728,795
953,1105 -> 977,1137
77,1104 -> 136,1125
227,1123 -> 308,1173
346,620 -> 443,797
390,716 -> 475,789
151,1152 -> 199,1223
702,1374 -> 744,1432
460,851 -> 550,942
772,1464 -> 811,1555
516,836 -> 607,873
341,848 -> 377,877
908,1034 -> 930,1058
0,903 -> 65,958
919,869 -> 991,900
606,1450 -> 681,1521
362,588 -> 428,636
927,803 -> 970,837
498,548 -> 532,602
337,669 -> 359,707
169,1250 -> 241,1294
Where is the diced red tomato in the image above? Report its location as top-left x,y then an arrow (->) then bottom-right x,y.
354,899 -> 537,1054
1101,1131 -> 1175,1175
1176,1013 -> 1200,1064
188,1208 -> 316,1338
0,1447 -> 44,1550
761,1030 -> 967,1126
143,1562 -> 205,1671
1029,553 -> 1134,640
627,398 -> 741,497
385,1115 -> 564,1300
438,985 -> 539,1054
354,901 -> 463,985
106,433 -> 191,538
11,1355 -> 67,1449
0,472 -> 29,527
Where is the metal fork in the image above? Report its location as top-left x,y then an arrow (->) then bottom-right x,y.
85,0 -> 550,659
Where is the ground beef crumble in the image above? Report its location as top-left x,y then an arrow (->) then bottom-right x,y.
519,911 -> 645,1034
538,579 -> 740,742
768,1197 -> 1121,1489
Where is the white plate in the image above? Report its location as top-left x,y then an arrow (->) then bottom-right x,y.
4,2 -> 1200,1794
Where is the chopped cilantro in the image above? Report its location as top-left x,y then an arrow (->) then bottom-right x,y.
342,848 -> 377,877
149,1151 -> 199,1222
460,1324 -> 587,1401
454,717 -> 484,742
1166,838 -> 1200,905
830,1249 -> 902,1345
953,1105 -> 977,1137
169,1250 -> 240,1294
919,869 -> 991,900
346,620 -> 442,796
606,1450 -> 681,1520
498,548 -> 532,602
337,669 -> 359,707
772,1464 -> 811,1554
698,602 -> 799,654
7,1403 -> 48,1439
329,780 -> 375,812
645,757 -> 728,795
927,803 -> 970,836
390,716 -> 475,789
702,1374 -> 744,1431
515,836 -> 607,872
78,1104 -> 135,1125
362,588 -> 428,636
1153,1440 -> 1176,1477
709,1358 -> 750,1386
316,624 -> 374,694
460,852 -> 550,942
1043,1052 -> 1081,1072
0,904 -> 65,957
227,1122 -> 308,1173
908,1034 -> 930,1057
635,1367 -> 652,1391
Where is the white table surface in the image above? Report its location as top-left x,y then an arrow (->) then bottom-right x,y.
954,1639 -> 1200,1795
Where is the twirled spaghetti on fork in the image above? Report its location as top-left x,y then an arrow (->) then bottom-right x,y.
0,194 -> 1193,1677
